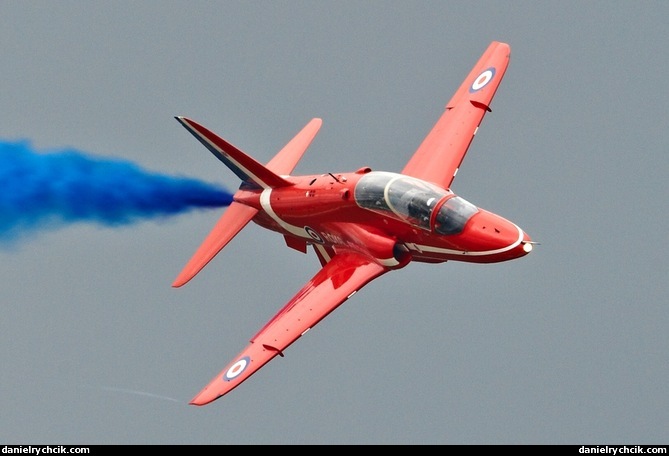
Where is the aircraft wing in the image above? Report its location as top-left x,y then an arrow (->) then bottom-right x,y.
189,250 -> 389,405
401,41 -> 510,189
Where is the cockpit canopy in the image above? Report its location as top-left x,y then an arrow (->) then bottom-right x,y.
354,171 -> 478,235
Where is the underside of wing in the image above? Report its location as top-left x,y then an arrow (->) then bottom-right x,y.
189,251 -> 389,405
401,41 -> 510,189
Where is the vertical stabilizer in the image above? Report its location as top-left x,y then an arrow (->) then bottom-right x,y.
175,116 -> 293,189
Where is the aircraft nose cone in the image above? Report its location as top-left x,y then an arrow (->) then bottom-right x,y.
463,210 -> 532,261
467,210 -> 519,247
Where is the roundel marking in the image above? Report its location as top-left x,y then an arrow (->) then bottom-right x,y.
305,226 -> 324,244
224,356 -> 250,381
469,67 -> 496,93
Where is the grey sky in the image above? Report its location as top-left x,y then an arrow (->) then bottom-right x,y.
1,1 -> 667,444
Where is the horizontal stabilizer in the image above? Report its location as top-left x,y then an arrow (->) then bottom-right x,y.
266,118 -> 322,175
172,202 -> 258,287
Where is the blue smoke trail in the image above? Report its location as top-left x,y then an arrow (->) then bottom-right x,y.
0,140 -> 233,246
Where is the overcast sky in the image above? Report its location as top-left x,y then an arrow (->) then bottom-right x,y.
1,1 -> 667,445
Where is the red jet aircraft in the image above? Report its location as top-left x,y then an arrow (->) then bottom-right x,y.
173,41 -> 534,406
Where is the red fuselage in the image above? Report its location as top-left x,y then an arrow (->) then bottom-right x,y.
234,168 -> 532,269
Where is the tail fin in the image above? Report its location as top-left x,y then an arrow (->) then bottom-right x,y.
176,116 -> 292,189
173,117 -> 322,286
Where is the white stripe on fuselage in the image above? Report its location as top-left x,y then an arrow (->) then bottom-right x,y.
260,189 -> 399,267
261,185 -> 522,260
410,223 -> 525,257
313,244 -> 332,263
260,189 -> 308,237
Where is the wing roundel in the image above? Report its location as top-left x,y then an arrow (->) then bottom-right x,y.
189,251 -> 389,405
401,41 -> 511,189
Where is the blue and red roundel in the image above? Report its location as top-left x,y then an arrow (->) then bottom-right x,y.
223,356 -> 250,381
469,67 -> 496,93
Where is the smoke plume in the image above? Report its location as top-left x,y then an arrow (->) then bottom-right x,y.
0,140 -> 232,246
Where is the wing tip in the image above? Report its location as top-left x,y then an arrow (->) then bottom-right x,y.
172,269 -> 195,288
189,390 -> 221,406
171,279 -> 186,288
